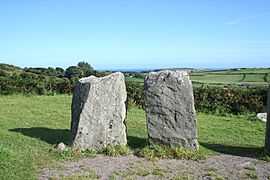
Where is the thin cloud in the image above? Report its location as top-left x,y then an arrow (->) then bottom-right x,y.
213,40 -> 270,44
225,12 -> 270,25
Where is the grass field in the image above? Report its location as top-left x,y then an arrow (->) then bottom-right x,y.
243,73 -> 266,82
190,74 -> 243,84
267,73 -> 270,82
125,76 -> 144,83
0,95 -> 267,179
189,68 -> 270,86
124,68 -> 270,86
191,74 -> 270,86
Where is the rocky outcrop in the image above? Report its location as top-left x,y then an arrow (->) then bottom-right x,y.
144,70 -> 198,151
71,72 -> 127,151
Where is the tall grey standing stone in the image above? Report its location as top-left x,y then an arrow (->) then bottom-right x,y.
144,70 -> 198,151
71,72 -> 127,151
265,85 -> 270,154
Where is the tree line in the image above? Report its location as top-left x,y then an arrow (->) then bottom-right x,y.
0,62 -> 111,95
0,62 -> 268,114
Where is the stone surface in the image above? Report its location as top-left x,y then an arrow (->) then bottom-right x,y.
256,113 -> 267,122
144,70 -> 198,151
71,72 -> 127,151
55,142 -> 67,152
265,85 -> 270,154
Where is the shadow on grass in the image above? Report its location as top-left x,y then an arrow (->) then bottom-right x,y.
200,142 -> 264,158
127,135 -> 147,149
9,127 -> 70,145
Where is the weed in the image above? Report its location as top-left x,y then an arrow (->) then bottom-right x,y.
246,172 -> 258,179
206,167 -> 218,172
152,167 -> 165,177
244,166 -> 256,171
172,147 -> 197,160
261,155 -> 270,162
48,177 -> 57,180
109,172 -> 117,180
138,146 -> 156,160
138,146 -> 205,161
173,176 -> 192,180
205,170 -> 224,180
84,149 -> 97,157
60,173 -> 100,180
101,144 -> 131,156
138,169 -> 151,176
47,164 -> 69,171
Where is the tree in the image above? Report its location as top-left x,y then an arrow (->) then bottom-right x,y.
64,66 -> 83,78
77,61 -> 94,77
56,67 -> 65,77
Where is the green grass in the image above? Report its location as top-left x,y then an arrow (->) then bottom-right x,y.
267,73 -> 270,83
190,68 -> 270,75
0,95 -> 72,180
125,76 -> 144,83
198,113 -> 265,156
190,74 -> 243,84
228,68 -> 270,74
125,68 -> 270,87
242,73 -> 266,82
204,170 -> 224,180
126,107 -> 148,149
189,68 -> 270,86
101,144 -> 131,156
0,95 -> 267,179
244,166 -> 256,171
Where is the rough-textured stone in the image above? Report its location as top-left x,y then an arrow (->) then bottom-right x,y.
265,85 -> 270,154
257,113 -> 267,122
55,142 -> 67,153
71,72 -> 127,151
144,70 -> 198,151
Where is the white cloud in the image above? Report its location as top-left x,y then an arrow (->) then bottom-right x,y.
225,12 -> 270,25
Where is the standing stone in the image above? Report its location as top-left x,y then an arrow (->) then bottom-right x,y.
71,72 -> 127,151
265,85 -> 270,154
144,70 -> 198,151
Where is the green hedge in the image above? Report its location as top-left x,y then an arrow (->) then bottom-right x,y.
0,75 -> 77,95
125,81 -> 144,107
193,86 -> 267,114
0,74 -> 268,114
125,81 -> 268,114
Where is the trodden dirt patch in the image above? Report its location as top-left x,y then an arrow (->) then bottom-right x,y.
39,154 -> 270,180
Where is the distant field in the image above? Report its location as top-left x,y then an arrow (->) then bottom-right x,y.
191,74 -> 243,84
267,73 -> 270,82
125,68 -> 270,86
243,73 -> 266,82
125,77 -> 144,83
190,68 -> 270,86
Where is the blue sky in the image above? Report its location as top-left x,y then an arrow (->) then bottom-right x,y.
0,0 -> 269,70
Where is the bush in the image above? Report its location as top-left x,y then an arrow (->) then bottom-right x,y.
194,86 -> 267,114
101,144 -> 131,156
0,63 -> 268,115
125,81 -> 268,115
125,81 -> 144,107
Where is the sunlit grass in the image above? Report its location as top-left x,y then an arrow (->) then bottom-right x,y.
0,95 -> 267,179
